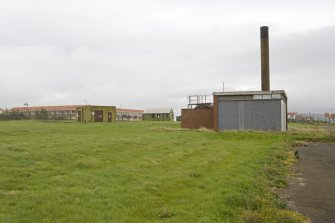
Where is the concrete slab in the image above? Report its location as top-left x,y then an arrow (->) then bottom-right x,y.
282,143 -> 335,223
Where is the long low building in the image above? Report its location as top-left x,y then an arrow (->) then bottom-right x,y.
9,105 -> 79,120
288,112 -> 335,124
7,105 -> 145,121
143,108 -> 174,121
116,108 -> 144,121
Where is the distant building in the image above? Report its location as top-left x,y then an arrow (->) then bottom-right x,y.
288,112 -> 297,120
77,106 -> 116,123
287,112 -> 335,124
331,114 -> 335,124
0,108 -> 4,114
143,108 -> 174,121
9,105 -> 80,120
116,108 -> 144,121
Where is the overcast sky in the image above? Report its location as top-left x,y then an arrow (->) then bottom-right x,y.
1,0 -> 335,113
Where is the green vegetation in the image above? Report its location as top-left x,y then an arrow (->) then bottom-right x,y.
289,123 -> 335,143
0,121 -> 333,222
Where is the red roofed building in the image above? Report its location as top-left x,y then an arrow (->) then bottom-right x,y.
9,105 -> 80,120
287,112 -> 297,120
7,105 -> 145,121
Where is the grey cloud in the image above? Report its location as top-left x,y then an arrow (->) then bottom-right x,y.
0,1 -> 335,114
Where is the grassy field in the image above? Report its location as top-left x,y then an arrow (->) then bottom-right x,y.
0,121 -> 333,223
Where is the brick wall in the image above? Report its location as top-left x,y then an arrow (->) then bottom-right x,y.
181,108 -> 213,129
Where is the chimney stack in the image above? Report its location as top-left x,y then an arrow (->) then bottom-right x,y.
260,26 -> 270,91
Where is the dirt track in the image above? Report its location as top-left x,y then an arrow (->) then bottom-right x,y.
282,143 -> 335,223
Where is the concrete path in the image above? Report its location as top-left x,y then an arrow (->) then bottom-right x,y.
283,143 -> 335,223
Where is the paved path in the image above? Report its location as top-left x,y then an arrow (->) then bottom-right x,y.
283,143 -> 335,223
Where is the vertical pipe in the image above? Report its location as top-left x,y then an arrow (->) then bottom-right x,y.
260,26 -> 270,91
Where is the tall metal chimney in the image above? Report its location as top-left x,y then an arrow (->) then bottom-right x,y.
260,26 -> 270,91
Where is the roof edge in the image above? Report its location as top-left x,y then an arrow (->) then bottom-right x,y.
213,90 -> 287,100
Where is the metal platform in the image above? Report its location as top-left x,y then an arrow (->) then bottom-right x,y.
187,95 -> 213,109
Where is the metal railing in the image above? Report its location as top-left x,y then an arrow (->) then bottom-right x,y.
187,94 -> 213,109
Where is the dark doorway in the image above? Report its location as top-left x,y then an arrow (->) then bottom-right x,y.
108,112 -> 113,122
77,111 -> 81,122
94,110 -> 103,122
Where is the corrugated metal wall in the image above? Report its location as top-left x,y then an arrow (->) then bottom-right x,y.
218,98 -> 283,131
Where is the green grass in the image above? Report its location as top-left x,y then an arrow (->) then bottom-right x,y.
288,123 -> 335,143
1,121 -> 331,223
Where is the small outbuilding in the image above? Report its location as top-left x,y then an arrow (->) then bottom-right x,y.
213,91 -> 287,131
77,106 -> 116,123
143,108 -> 174,121
182,91 -> 287,131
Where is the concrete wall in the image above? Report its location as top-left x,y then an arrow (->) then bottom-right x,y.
181,108 -> 213,129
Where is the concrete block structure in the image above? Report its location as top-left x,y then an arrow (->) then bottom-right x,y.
143,108 -> 174,121
77,106 -> 116,123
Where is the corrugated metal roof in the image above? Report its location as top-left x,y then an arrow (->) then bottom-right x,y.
144,108 -> 172,114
